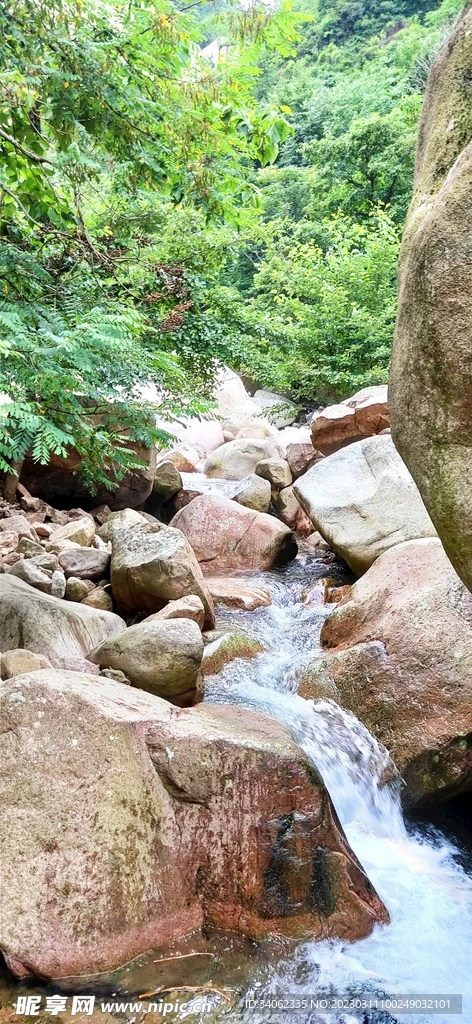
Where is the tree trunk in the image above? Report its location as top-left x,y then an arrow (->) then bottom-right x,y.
3,459 -> 24,504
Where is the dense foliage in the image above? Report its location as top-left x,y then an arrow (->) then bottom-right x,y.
0,0 -> 465,492
0,0 -> 294,491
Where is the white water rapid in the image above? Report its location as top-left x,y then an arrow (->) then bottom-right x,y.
203,553 -> 472,1024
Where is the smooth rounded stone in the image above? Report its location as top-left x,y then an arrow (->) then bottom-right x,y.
156,443 -> 204,474
252,389 -> 298,428
202,631 -> 265,676
99,668 -> 131,685
170,495 -> 297,572
49,517 -> 95,547
58,546 -> 111,581
81,587 -> 113,612
213,366 -> 264,432
294,434 -> 436,576
255,457 -> 292,489
1,574 -> 125,663
300,539 -> 472,808
390,7 -> 472,595
235,427 -> 267,440
275,486 -> 314,537
310,386 -> 389,456
305,531 -> 333,553
97,508 -> 149,543
88,618 -> 204,700
205,576 -> 272,610
172,488 -> 202,511
152,460 -> 182,501
232,474 -> 271,513
0,515 -> 39,543
223,430 -> 235,442
6,559 -> 53,594
110,522 -> 215,627
16,537 -> 44,558
286,442 -> 324,479
0,669 -> 387,980
50,570 -> 66,599
92,534 -> 109,551
0,531 -> 19,556
204,438 -> 282,481
65,577 -> 94,602
0,649 -> 52,680
144,595 -> 205,630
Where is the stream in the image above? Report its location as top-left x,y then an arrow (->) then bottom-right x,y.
1,551 -> 471,1024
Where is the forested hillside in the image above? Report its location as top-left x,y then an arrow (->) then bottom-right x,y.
0,0 -> 464,495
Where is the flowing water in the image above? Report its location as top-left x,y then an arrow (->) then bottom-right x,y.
1,553 -> 471,1024
201,554 -> 472,1024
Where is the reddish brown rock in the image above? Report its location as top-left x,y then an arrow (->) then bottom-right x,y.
276,486 -> 314,537
20,442 -> 156,512
205,577 -> 272,610
286,443 -> 324,479
299,539 -> 472,807
171,495 -> 297,572
311,386 -> 389,456
0,669 -> 388,980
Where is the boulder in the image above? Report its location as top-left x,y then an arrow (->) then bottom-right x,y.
204,439 -> 282,481
294,434 -> 436,575
202,631 -> 265,676
0,515 -> 38,543
299,539 -> 472,807
0,669 -> 387,979
0,649 -> 52,680
50,517 -> 95,547
310,386 -> 389,456
88,618 -> 204,704
97,508 -> 148,543
144,595 -> 205,630
157,443 -> 204,474
235,427 -> 268,440
213,366 -> 264,434
255,457 -> 292,490
252,390 -> 298,428
276,486 -> 314,537
16,537 -> 43,557
6,560 -> 53,594
166,418 -> 225,456
0,530 -> 19,557
232,474 -> 271,513
58,547 -> 110,581
152,461 -> 182,502
110,522 -> 215,627
171,496 -> 297,572
286,443 -> 323,479
65,577 -> 95,602
1,575 -> 125,665
389,5 -> 472,595
205,577 -> 272,610
50,570 -> 66,600
19,442 -> 156,511
81,587 -> 113,612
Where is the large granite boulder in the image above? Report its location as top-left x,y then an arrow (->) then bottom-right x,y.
299,539 -> 472,807
310,386 -> 389,456
171,495 -> 297,572
19,442 -> 156,511
110,522 -> 215,626
294,434 -> 436,575
1,575 -> 125,665
390,5 -> 472,593
204,438 -> 282,481
0,670 -> 388,980
88,618 -> 204,704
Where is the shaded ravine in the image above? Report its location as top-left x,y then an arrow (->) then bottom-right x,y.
201,553 -> 472,1023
